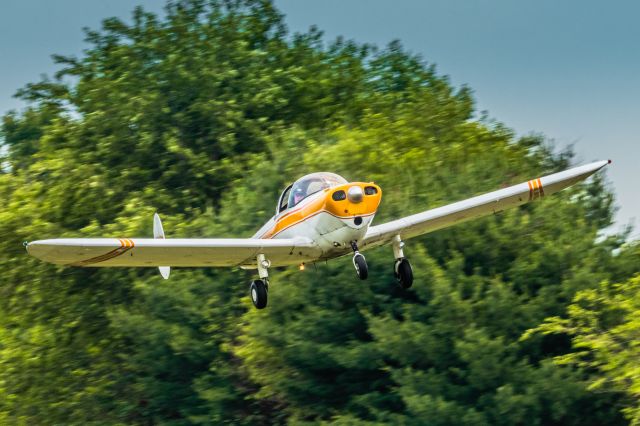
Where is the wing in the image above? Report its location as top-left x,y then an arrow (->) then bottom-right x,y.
362,160 -> 610,250
26,237 -> 321,268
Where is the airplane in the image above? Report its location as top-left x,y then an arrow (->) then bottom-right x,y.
26,160 -> 610,309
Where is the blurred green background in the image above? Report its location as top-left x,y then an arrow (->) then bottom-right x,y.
1,1 -> 639,424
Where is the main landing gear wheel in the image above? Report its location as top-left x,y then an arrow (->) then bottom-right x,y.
353,253 -> 368,280
395,258 -> 413,289
250,279 -> 268,309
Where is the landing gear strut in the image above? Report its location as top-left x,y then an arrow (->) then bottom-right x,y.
392,235 -> 413,289
351,241 -> 368,280
250,253 -> 270,309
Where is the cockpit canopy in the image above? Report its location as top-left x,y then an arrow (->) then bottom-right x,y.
278,172 -> 348,213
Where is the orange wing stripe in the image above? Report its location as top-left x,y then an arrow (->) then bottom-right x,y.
72,238 -> 134,266
537,178 -> 544,196
527,178 -> 545,201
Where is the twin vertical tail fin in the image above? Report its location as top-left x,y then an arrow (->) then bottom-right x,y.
153,213 -> 170,279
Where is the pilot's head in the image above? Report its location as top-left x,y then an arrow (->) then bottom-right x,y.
293,188 -> 305,205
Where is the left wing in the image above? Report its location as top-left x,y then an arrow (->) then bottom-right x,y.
26,237 -> 321,268
361,160 -> 610,250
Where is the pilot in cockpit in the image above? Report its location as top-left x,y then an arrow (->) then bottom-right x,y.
292,187 -> 306,206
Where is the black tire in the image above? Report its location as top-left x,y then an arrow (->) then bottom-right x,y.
250,279 -> 268,309
353,253 -> 368,280
395,258 -> 413,289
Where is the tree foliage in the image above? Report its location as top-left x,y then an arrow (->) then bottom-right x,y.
525,268 -> 640,425
0,0 -> 638,424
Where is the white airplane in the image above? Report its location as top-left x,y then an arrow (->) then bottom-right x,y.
27,160 -> 610,309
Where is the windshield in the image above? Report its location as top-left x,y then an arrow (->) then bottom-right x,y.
287,172 -> 348,208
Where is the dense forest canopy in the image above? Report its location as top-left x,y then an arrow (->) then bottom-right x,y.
1,0 -> 638,424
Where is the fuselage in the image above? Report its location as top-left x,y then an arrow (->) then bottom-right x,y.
253,180 -> 382,260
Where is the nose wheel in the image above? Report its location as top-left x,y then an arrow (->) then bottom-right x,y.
353,253 -> 368,280
351,241 -> 368,280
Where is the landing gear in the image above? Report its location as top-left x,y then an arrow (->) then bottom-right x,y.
250,279 -> 268,309
394,258 -> 413,289
354,253 -> 368,280
392,235 -> 413,289
351,241 -> 368,280
249,253 -> 270,309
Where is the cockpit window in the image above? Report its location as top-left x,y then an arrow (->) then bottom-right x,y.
278,185 -> 292,213
286,172 -> 348,209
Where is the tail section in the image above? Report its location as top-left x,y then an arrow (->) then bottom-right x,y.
153,213 -> 171,279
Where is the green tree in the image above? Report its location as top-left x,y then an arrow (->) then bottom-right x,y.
524,270 -> 640,424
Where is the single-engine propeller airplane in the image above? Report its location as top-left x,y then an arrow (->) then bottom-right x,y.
27,160 -> 610,309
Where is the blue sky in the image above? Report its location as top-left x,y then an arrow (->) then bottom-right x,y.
1,1 -> 637,235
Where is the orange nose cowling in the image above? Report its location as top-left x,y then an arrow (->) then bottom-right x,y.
324,183 -> 382,218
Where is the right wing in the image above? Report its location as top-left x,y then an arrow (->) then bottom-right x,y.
26,237 -> 321,268
362,160 -> 610,250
